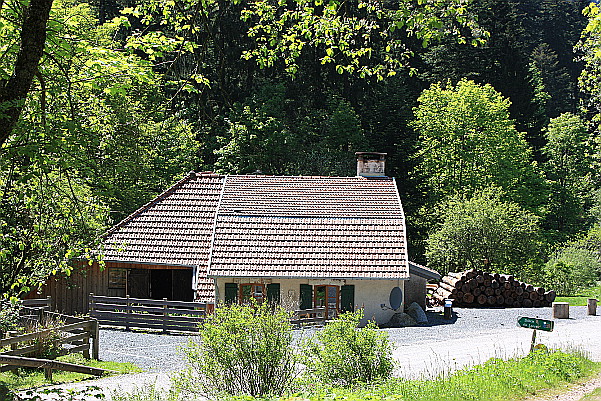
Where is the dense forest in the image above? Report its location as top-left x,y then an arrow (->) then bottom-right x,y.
1,0 -> 601,296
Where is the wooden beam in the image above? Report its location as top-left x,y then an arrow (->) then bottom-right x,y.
0,355 -> 117,376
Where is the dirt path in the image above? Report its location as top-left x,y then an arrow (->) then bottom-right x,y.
525,373 -> 601,401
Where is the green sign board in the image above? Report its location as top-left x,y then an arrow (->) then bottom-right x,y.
517,317 -> 554,332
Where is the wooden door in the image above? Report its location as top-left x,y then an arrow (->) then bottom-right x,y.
127,269 -> 150,298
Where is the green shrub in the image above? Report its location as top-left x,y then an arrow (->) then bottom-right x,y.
175,302 -> 296,398
301,310 -> 394,385
0,300 -> 21,336
544,246 -> 600,295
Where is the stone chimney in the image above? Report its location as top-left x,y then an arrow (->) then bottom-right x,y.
356,152 -> 387,177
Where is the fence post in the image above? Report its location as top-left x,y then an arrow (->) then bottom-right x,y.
126,295 -> 131,331
92,319 -> 100,360
162,298 -> 168,334
89,293 -> 94,317
8,331 -> 18,352
44,368 -> 52,381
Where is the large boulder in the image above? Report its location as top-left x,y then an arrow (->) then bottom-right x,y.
406,302 -> 428,324
381,312 -> 417,328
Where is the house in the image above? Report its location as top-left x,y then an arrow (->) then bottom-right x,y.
36,153 -> 436,324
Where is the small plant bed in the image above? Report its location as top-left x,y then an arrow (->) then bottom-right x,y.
0,353 -> 140,390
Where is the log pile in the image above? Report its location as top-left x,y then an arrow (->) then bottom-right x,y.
429,269 -> 556,308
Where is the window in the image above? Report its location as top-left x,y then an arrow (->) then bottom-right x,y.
240,283 -> 265,304
314,285 -> 339,318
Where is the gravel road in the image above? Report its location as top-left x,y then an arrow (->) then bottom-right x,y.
28,305 -> 601,399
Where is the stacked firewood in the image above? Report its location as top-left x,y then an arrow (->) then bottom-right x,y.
429,269 -> 556,307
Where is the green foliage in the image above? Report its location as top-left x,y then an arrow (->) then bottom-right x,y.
0,300 -> 20,335
125,0 -> 485,84
426,188 -> 540,276
175,303 -> 296,398
0,0 -> 201,295
544,246 -> 600,296
21,316 -> 69,360
227,350 -> 598,401
578,3 -> 601,127
215,84 -> 366,175
542,113 -> 595,239
555,283 -> 601,306
412,79 -> 545,212
301,310 -> 394,385
111,386 -> 180,401
17,386 -> 106,401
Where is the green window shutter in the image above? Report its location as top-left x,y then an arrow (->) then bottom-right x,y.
267,283 -> 280,304
340,285 -> 355,313
225,283 -> 238,304
300,284 -> 313,310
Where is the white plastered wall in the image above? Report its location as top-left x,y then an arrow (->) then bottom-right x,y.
214,277 -> 405,326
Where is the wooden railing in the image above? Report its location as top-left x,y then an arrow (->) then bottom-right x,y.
290,307 -> 331,326
88,294 -> 213,333
22,296 -> 52,310
0,314 -> 99,373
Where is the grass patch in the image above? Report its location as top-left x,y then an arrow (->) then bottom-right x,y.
228,350 -> 601,401
0,353 -> 141,390
556,285 -> 601,306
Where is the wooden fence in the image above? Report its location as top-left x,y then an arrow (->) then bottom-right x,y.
0,313 -> 99,373
89,294 -> 213,333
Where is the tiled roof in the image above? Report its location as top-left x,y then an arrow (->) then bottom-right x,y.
409,261 -> 441,281
207,176 -> 409,280
101,173 -> 409,300
102,172 -> 224,300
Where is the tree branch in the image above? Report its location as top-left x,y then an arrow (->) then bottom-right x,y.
0,0 -> 54,147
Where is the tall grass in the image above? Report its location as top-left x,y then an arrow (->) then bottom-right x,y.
231,349 -> 599,401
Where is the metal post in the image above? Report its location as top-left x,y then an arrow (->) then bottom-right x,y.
530,329 -> 537,352
443,299 -> 453,320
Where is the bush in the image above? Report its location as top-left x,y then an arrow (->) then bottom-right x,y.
175,302 -> 296,398
301,310 -> 394,385
425,188 -> 540,276
0,300 -> 21,336
544,246 -> 600,295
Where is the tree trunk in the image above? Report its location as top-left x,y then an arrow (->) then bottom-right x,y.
0,0 -> 54,147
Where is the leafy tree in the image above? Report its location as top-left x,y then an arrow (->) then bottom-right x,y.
412,79 -> 545,211
215,83 -> 366,175
417,0 -> 588,151
124,0 -> 486,85
426,188 -> 541,276
541,113 -> 594,240
0,0 -> 198,294
578,2 -> 601,127
0,0 -> 54,147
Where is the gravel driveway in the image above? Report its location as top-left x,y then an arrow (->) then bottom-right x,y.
30,305 -> 601,399
98,305 -> 599,373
